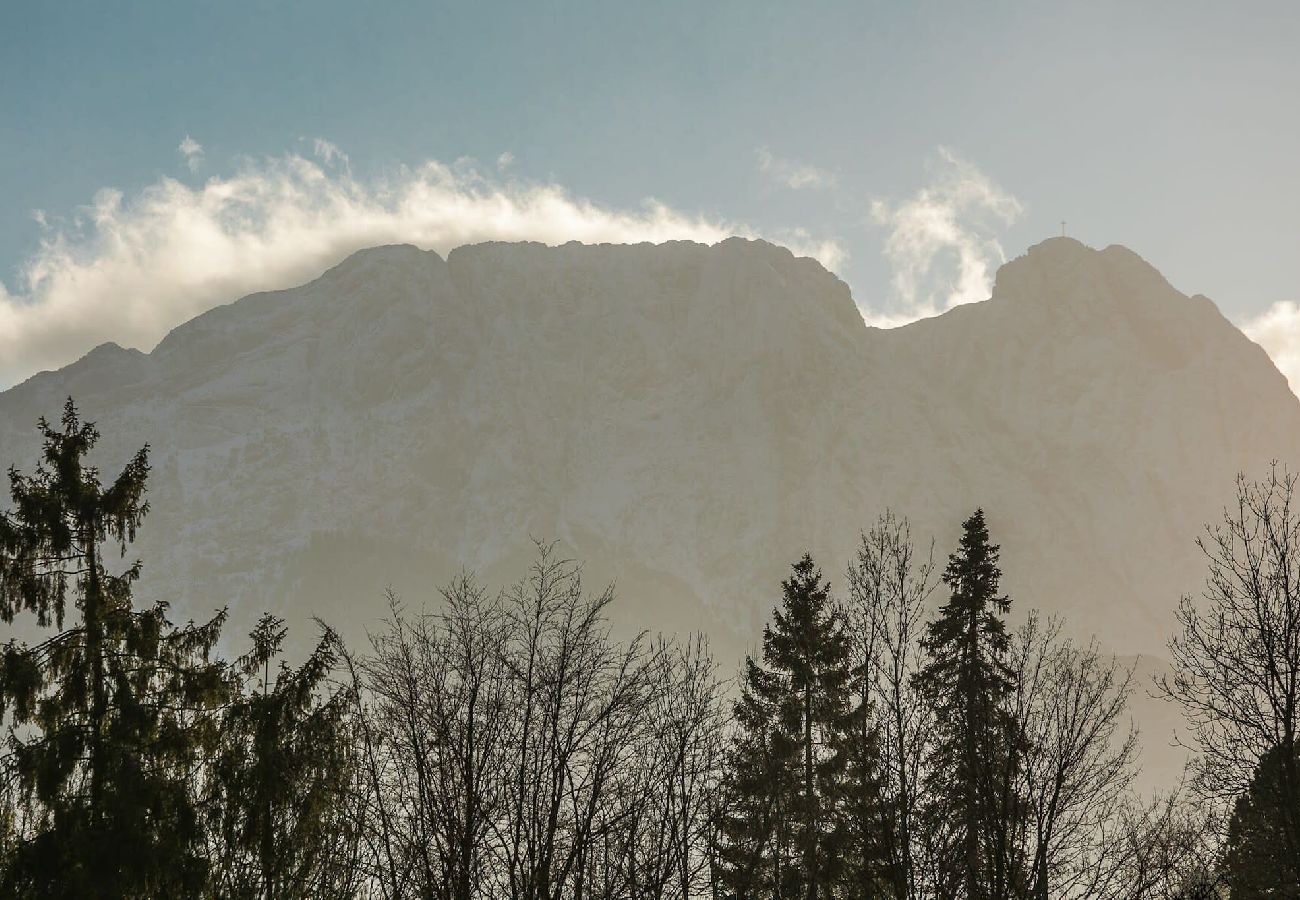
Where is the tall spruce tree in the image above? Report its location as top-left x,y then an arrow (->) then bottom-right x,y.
0,399 -> 229,898
717,554 -> 864,900
914,509 -> 1023,900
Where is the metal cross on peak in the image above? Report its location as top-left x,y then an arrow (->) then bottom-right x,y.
1060,220 -> 1067,237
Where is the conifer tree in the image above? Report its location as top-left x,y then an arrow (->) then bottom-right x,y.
0,399 -> 229,898
203,613 -> 359,899
836,689 -> 893,900
717,652 -> 793,899
717,554 -> 863,900
1221,743 -> 1300,898
913,509 -> 1023,900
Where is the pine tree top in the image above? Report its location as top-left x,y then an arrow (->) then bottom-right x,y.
939,508 -> 1010,619
0,398 -> 150,630
918,508 -> 1014,701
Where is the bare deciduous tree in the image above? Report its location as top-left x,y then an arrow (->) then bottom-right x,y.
605,635 -> 725,900
345,543 -> 724,900
1160,466 -> 1300,878
1107,792 -> 1224,900
846,511 -> 937,899
1007,614 -> 1141,899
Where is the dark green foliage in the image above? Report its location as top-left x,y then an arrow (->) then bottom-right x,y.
913,509 -> 1024,900
203,614 -> 359,899
717,652 -> 794,898
1221,743 -> 1300,898
717,554 -> 885,900
0,399 -> 229,898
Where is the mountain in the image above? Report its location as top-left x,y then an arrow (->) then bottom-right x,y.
0,237 -> 1295,675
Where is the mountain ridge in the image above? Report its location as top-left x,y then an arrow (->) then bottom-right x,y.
0,236 -> 1295,670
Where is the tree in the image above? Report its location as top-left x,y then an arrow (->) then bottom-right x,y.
203,614 -> 359,899
1160,467 -> 1300,887
615,635 -> 725,900
0,399 -> 228,898
1007,614 -> 1141,899
836,663 -> 893,900
913,509 -> 1024,900
845,511 -> 937,900
717,554 -> 866,900
495,546 -> 654,900
715,650 -> 790,900
1221,743 -> 1300,899
350,545 -> 661,900
349,582 -> 513,900
1110,792 -> 1224,900
426,576 -> 514,900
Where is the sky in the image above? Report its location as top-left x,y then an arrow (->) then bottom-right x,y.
2,0 -> 1299,387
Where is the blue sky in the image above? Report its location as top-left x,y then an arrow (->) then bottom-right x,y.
3,0 -> 1299,383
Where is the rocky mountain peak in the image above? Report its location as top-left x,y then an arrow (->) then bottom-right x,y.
0,237 -> 1294,674
992,237 -> 1184,310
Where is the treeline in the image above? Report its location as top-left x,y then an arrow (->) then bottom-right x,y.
0,402 -> 1295,898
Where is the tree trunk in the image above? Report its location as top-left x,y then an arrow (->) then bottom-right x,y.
805,680 -> 817,900
85,529 -> 106,831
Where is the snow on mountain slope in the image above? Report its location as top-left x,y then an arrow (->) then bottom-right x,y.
0,236 -> 1295,671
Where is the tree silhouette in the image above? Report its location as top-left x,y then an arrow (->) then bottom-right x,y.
914,509 -> 1024,899
845,511 -> 937,899
0,399 -> 228,898
717,554 -> 874,899
1161,468 -> 1300,886
203,613 -> 358,898
1221,743 -> 1300,898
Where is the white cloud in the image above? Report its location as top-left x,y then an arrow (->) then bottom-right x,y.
178,135 -> 204,172
497,151 -> 515,171
1243,301 -> 1300,395
866,148 -> 1023,326
756,147 -> 836,191
311,138 -> 349,169
0,145 -> 843,386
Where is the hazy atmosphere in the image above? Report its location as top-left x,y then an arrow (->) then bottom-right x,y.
2,3 -> 1298,898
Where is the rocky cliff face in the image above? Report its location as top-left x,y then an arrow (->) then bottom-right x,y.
1,236 -> 1295,668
